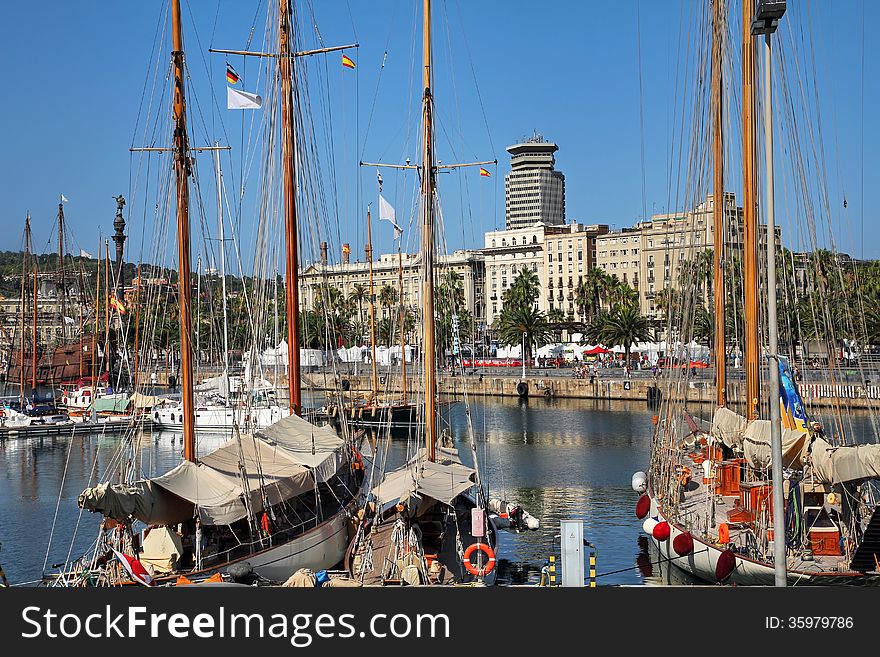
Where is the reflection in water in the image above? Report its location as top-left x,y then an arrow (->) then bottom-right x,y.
13,395 -> 851,586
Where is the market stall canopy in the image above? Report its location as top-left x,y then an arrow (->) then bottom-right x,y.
584,345 -> 610,355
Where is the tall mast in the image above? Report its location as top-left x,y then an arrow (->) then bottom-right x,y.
171,0 -> 196,460
279,0 -> 302,416
421,0 -> 438,461
366,208 -> 379,402
19,215 -> 31,406
399,244 -> 407,402
134,264 -> 141,389
92,238 -> 100,387
78,264 -> 86,379
742,0 -> 760,419
57,200 -> 67,340
712,0 -> 726,407
214,145 -> 230,390
31,267 -> 38,394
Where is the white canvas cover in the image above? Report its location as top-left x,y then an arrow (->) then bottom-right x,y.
741,420 -> 809,470
151,460 -> 249,525
140,526 -> 183,574
78,480 -> 194,525
129,391 -> 168,409
712,407 -> 748,448
256,413 -> 345,482
809,437 -> 880,484
199,437 -> 314,508
371,447 -> 475,507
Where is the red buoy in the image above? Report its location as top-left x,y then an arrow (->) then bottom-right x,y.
635,494 -> 651,519
715,549 -> 736,583
652,520 -> 671,541
673,532 -> 694,556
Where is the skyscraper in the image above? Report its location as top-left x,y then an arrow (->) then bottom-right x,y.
504,133 -> 565,230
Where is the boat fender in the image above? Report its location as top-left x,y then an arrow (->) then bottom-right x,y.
642,516 -> 659,536
635,494 -> 651,519
652,521 -> 671,541
516,381 -> 529,398
715,549 -> 736,583
463,542 -> 496,577
341,379 -> 350,391
227,561 -> 254,583
673,532 -> 695,556
632,471 -> 648,494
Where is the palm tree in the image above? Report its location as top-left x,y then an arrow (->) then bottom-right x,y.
494,304 -> 552,362
585,266 -> 610,314
378,284 -> 399,318
348,283 -> 368,323
596,305 -> 650,368
547,308 -> 566,342
503,267 -> 540,311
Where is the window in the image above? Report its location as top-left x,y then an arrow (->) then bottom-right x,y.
502,239 -> 507,246
577,251 -> 583,261
512,238 -> 517,246
548,253 -> 553,262
558,264 -> 562,273
491,239 -> 496,247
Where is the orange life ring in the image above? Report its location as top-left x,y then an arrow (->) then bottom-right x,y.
463,542 -> 496,577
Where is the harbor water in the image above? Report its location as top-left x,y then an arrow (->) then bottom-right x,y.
2,396 -> 875,586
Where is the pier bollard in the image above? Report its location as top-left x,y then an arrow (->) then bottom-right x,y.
589,550 -> 596,588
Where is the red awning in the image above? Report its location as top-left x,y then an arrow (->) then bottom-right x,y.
584,346 -> 610,355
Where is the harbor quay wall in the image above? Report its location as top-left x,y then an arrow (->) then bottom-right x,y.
296,372 -> 880,410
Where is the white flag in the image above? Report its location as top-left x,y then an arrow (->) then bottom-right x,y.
379,194 -> 402,237
60,194 -> 69,203
227,86 -> 262,110
79,249 -> 93,259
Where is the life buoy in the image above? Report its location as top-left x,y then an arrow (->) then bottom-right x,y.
463,542 -> 496,576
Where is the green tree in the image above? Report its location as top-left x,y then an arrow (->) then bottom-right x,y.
494,304 -> 552,362
594,304 -> 650,367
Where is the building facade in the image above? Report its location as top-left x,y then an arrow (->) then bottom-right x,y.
595,193 -> 779,320
504,134 -> 566,230
299,248 -> 485,327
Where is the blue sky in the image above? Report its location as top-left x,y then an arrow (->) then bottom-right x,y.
1,0 -> 876,272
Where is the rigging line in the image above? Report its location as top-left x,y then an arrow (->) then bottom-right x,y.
636,0 -> 648,222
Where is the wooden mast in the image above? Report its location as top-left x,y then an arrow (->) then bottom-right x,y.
712,0 -> 726,407
19,214 -> 31,406
366,209 -> 379,403
78,264 -> 85,379
92,239 -> 100,387
171,0 -> 196,460
31,267 -> 38,393
133,264 -> 141,387
279,0 -> 302,416
742,0 -> 760,419
421,0 -> 438,461
398,246 -> 407,402
57,200 -> 66,340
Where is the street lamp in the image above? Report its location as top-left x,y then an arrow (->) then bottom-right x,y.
522,331 -> 527,381
753,0 -> 786,588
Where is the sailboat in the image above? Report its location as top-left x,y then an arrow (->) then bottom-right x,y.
635,0 -> 880,586
331,201 -> 421,429
66,0 -> 364,586
152,147 -> 290,434
344,0 -> 534,586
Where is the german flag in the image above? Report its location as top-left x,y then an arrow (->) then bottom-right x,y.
226,64 -> 239,85
479,167 -> 491,177
341,53 -> 356,69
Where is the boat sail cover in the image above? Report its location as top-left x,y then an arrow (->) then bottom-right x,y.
809,437 -> 880,484
79,417 -> 346,525
371,447 -> 476,507
740,420 -> 810,470
256,413 -> 345,482
712,407 -> 748,448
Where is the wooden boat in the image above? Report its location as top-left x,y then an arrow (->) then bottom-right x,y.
64,0 -> 365,587
635,0 -> 880,586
